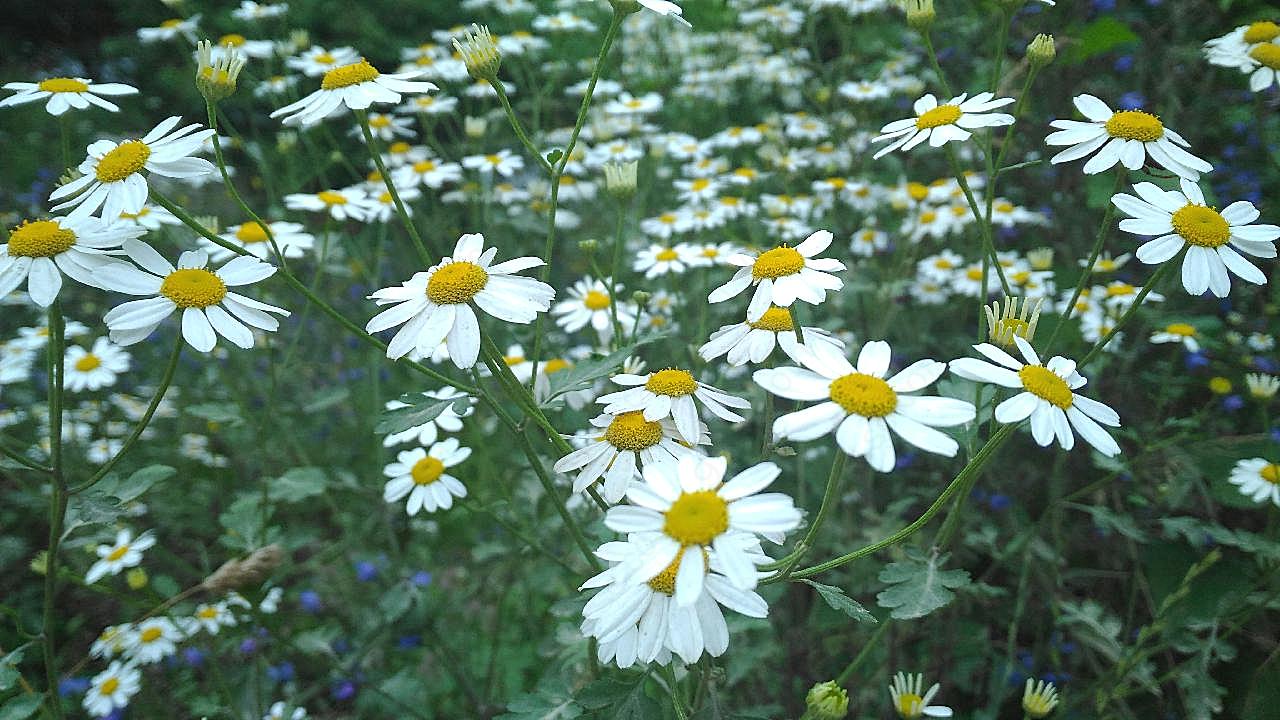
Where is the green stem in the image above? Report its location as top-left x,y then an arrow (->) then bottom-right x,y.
608,205 -> 627,346
58,116 -> 72,172
41,303 -> 66,720
355,109 -> 434,265
944,145 -> 1013,295
774,451 -> 847,583
988,11 -> 1012,95
492,81 -> 553,176
1077,251 -> 1184,368
0,438 -> 53,473
836,617 -> 891,684
920,31 -> 954,98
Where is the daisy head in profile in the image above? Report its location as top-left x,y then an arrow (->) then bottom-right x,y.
872,92 -> 1014,159
0,215 -> 144,306
699,305 -> 844,367
707,230 -> 845,322
271,56 -> 436,126
596,366 -> 750,444
1045,94 -> 1211,180
0,77 -> 138,115
1228,457 -> 1280,508
888,672 -> 952,719
552,410 -> 706,503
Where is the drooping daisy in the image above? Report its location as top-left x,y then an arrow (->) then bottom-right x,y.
1045,95 -> 1211,180
123,617 -> 181,664
871,92 -> 1014,159
755,341 -> 975,472
1228,458 -> 1280,507
96,240 -> 290,352
0,216 -> 144,306
382,388 -> 474,447
579,535 -> 768,668
1111,179 -> 1278,298
889,672 -> 953,719
271,58 -> 437,126
382,438 -> 471,515
552,411 -> 705,503
707,230 -> 845,322
597,367 -> 749,444
83,661 -> 142,718
206,220 -> 315,261
86,529 -> 155,584
50,116 -> 216,220
283,186 -> 372,222
1022,679 -> 1060,720
0,77 -> 138,115
64,338 -> 130,392
604,456 -> 801,604
551,276 -> 634,340
699,305 -> 843,367
365,233 -> 554,367
949,336 -> 1121,456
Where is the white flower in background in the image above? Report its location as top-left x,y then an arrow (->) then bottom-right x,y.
699,305 -> 844,367
1203,21 -> 1278,69
872,92 -> 1014,159
64,338 -> 130,392
1245,373 -> 1280,400
50,116 -> 216,220
1149,322 -> 1200,352
597,367 -> 749,444
708,230 -> 845,322
123,617 -> 181,664
1045,94 -> 1211,180
950,337 -> 1121,456
97,241 -> 289,352
551,276 -> 634,341
85,529 -> 155,584
1228,458 -> 1280,507
1243,37 -> 1280,91
1111,179 -> 1278,298
283,186 -> 372,222
90,625 -> 130,660
264,701 -> 309,720
461,149 -> 525,177
83,661 -> 141,717
206,220 -> 315,261
382,438 -> 471,515
0,216 -> 144,306
184,602 -> 237,635
365,233 -> 554,368
620,0 -> 692,27
553,411 -> 705,503
271,58 -> 436,126
382,388 -> 474,447
233,1 -> 291,21
286,45 -> 360,76
755,341 -> 975,472
137,15 -> 202,44
580,535 -> 768,668
889,672 -> 953,719
604,456 -> 801,604
0,77 -> 138,115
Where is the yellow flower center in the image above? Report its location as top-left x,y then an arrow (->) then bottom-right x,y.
425,261 -> 488,304
966,267 -> 984,281
503,353 -> 525,366
897,692 -> 924,717
7,220 -> 77,258
543,358 -> 571,374
646,368 -> 698,397
583,289 -> 611,310
160,268 -> 227,309
38,77 -> 89,93
748,306 -> 794,332
752,245 -> 805,280
919,210 -> 938,225
1244,21 -> 1280,44
1105,283 -> 1135,297
1103,110 -> 1164,142
656,248 -> 680,262
314,52 -> 336,64
369,115 -> 391,129
603,411 -> 664,451
139,627 -> 163,643
1249,43 -> 1280,70
993,318 -> 1031,346
1171,204 -> 1230,248
915,104 -> 962,130
321,59 -> 380,90
410,456 -> 445,485
646,547 -> 708,595
160,18 -> 184,28
906,182 -> 929,201
1018,365 -> 1073,409
829,373 -> 898,417
106,544 -> 130,561
218,33 -> 246,46
95,140 -> 151,183
100,678 -> 120,695
1165,323 -> 1196,337
412,160 -> 438,173
197,607 -> 219,619
1261,463 -> 1280,485
234,221 -> 270,244
388,141 -> 411,154
663,490 -> 729,546
74,354 -> 102,372
316,190 -> 347,206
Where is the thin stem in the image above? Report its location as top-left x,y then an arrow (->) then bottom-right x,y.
920,32 -> 954,98
988,11 -> 1012,95
944,145 -> 1013,295
491,82 -> 553,176
773,451 -> 847,583
1077,251 -> 1184,368
355,109 -> 434,266
204,100 -> 290,274
836,618 -> 891,684
608,206 -> 627,346
41,302 -> 66,720
0,438 -> 53,473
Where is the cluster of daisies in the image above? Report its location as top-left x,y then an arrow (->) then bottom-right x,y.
1204,19 -> 1280,92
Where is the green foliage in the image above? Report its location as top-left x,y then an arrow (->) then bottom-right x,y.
800,580 -> 878,623
875,550 -> 971,620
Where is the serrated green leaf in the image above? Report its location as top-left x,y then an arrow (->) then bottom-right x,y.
499,676 -> 582,720
93,465 -> 176,504
0,644 -> 28,692
541,334 -> 668,405
375,395 -> 456,435
267,467 -> 328,503
801,580 -> 878,623
876,549 -> 970,620
0,695 -> 43,720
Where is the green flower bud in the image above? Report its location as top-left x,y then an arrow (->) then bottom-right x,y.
1027,34 -> 1056,68
805,681 -> 850,720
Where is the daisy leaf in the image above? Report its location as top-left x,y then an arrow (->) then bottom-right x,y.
876,549 -> 971,620
800,579 -> 878,623
375,394 -> 458,434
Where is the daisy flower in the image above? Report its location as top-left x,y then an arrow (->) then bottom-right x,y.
604,456 -> 801,604
1045,94 -> 1211,180
0,77 -> 138,115
755,341 -> 975,472
634,243 -> 696,278
626,0 -> 692,27
949,336 -> 1121,456
597,367 -> 749,444
552,276 -> 633,339
579,535 -> 768,668
96,240 -> 290,352
1111,179 -> 1278,298
271,58 -> 436,127
123,617 -> 181,664
872,92 -> 1014,159
365,233 -> 554,367
286,45 -> 360,76
461,149 -> 525,177
393,157 -> 463,189
1244,37 -> 1280,91
707,230 -> 845,322
50,116 -> 216,220
699,305 -> 843,367
0,216 -> 144,306
206,220 -> 315,261
86,529 -> 154,584
1022,679 -> 1060,720
382,438 -> 471,515
1149,322 -> 1200,351
83,661 -> 142,718
382,387 -> 474,447
1228,458 -> 1280,507
65,338 -> 130,392
137,15 -> 201,44
264,701 -> 309,720
184,602 -> 237,635
552,411 -> 705,503
283,186 -> 372,222
889,672 -> 953,719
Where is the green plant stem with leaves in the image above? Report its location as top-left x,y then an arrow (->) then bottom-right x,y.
41,303 -> 66,720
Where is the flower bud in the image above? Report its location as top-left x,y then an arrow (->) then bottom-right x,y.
1027,34 -> 1056,68
578,238 -> 599,254
452,24 -> 501,82
1026,247 -> 1054,271
1022,679 -> 1060,719
805,681 -> 850,720
196,40 -> 247,102
603,161 -> 639,200
631,290 -> 651,306
904,0 -> 935,30
609,0 -> 643,16
465,116 -> 488,139
126,568 -> 149,590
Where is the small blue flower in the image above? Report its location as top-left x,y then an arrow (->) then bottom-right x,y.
268,662 -> 296,683
183,647 -> 206,667
355,560 -> 379,582
1113,56 -> 1134,72
410,570 -> 433,587
987,493 -> 1011,511
397,634 -> 421,649
1118,91 -> 1146,110
1184,351 -> 1210,370
58,677 -> 91,697
299,590 -> 322,613
240,638 -> 258,655
332,679 -> 357,701
1221,394 -> 1245,412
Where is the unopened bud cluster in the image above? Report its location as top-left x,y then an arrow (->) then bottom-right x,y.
804,681 -> 849,719
453,24 -> 501,82
1028,34 -> 1056,68
603,161 -> 639,200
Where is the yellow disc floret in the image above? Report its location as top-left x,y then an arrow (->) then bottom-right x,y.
646,368 -> 698,397
603,411 -> 664,451
752,245 -> 805,279
663,491 -> 729,546
1171,204 -> 1230,248
410,456 -> 445,485
139,627 -> 162,643
1164,322 -> 1196,337
1103,110 -> 1164,142
7,220 -> 77,258
100,678 -> 120,695
583,289 -> 611,310
321,59 -> 380,89
1243,21 -> 1280,44
38,77 -> 89,93
829,373 -> 898,417
106,544 -> 130,562
1249,43 -> 1280,70
1018,365 -> 1073,409
160,268 -> 227,309
896,693 -> 924,718
646,547 -> 688,595
95,140 -> 151,183
915,104 -> 962,130
1261,463 -> 1280,485
74,354 -> 102,372
234,221 -> 270,244
425,261 -> 488,304
655,248 -> 680,262
749,306 -> 795,332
